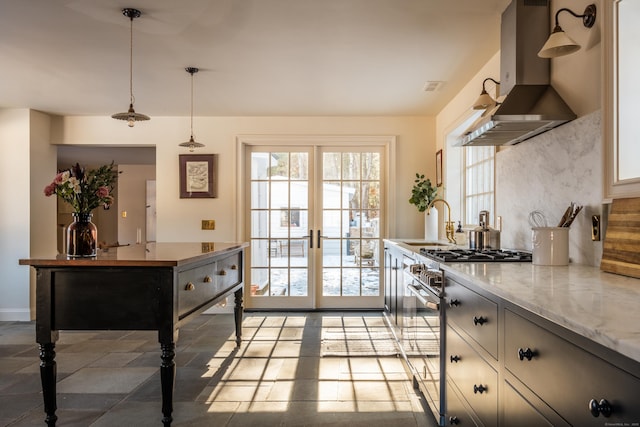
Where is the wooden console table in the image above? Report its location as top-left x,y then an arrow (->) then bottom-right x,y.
20,242 -> 248,427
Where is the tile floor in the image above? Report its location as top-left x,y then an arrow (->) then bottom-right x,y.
0,312 -> 436,426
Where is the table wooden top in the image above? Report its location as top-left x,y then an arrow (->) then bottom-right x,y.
19,242 -> 249,268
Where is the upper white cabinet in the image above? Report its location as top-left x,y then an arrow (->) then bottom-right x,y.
604,0 -> 640,200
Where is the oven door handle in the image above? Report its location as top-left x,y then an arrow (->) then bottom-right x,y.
407,285 -> 439,310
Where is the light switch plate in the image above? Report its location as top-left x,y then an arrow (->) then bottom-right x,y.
202,220 -> 215,230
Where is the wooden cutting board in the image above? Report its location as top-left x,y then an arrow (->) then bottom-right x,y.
601,197 -> 640,278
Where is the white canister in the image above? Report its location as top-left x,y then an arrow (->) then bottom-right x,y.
532,227 -> 569,266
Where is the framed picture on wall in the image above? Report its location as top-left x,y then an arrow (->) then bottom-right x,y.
436,149 -> 443,187
179,154 -> 218,198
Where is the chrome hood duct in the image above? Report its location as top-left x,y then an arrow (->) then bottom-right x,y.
460,0 -> 576,146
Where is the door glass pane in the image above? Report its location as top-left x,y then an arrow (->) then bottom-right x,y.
323,152 -> 341,180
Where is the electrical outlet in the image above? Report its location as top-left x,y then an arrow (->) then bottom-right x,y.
202,220 -> 215,230
592,215 -> 601,241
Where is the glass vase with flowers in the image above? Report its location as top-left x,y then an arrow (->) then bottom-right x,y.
44,162 -> 117,257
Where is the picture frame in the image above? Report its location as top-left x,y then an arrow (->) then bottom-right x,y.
435,149 -> 443,187
179,154 -> 218,198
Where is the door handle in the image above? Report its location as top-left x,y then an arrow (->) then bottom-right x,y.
317,230 -> 328,248
309,229 -> 313,248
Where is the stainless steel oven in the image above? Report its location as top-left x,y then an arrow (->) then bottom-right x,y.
402,257 -> 445,425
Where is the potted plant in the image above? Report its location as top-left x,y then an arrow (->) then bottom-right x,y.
409,173 -> 438,212
408,173 -> 439,240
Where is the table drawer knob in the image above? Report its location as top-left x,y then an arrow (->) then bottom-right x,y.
589,398 -> 612,418
231,264 -> 238,270
184,282 -> 195,291
450,355 -> 461,363
219,270 -> 227,276
449,299 -> 461,307
449,416 -> 460,425
203,275 -> 212,283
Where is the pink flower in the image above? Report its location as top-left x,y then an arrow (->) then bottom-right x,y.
96,186 -> 110,198
53,171 -> 69,184
43,183 -> 56,197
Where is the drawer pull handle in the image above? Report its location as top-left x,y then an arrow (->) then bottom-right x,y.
473,316 -> 487,326
450,355 -> 461,363
589,398 -> 612,418
219,270 -> 227,276
518,347 -> 535,361
449,299 -> 461,307
231,264 -> 238,270
448,416 -> 460,425
203,276 -> 212,283
473,384 -> 487,394
184,282 -> 195,291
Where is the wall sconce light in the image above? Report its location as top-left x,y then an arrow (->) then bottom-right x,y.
179,67 -> 205,151
473,77 -> 500,110
538,4 -> 597,58
111,8 -> 150,127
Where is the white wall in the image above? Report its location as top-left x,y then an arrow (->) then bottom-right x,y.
0,109 -> 57,320
52,115 -> 435,241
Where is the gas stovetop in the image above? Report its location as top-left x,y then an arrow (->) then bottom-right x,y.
420,248 -> 532,263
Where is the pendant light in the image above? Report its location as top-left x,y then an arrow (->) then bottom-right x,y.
179,67 -> 205,151
111,8 -> 150,127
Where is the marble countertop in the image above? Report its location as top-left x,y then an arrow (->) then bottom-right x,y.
443,262 -> 640,364
384,239 -> 640,364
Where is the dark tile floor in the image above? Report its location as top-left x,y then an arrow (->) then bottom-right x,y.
0,312 -> 436,426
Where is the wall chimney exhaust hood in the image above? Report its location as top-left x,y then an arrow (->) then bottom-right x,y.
459,0 -> 576,146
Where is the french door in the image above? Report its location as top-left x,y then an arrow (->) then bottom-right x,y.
244,141 -> 386,310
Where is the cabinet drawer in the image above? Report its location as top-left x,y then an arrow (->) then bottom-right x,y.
178,262 -> 220,317
216,252 -> 241,288
447,379 -> 480,427
447,326 -> 498,427
446,279 -> 498,359
502,379 -> 569,427
504,309 -> 640,426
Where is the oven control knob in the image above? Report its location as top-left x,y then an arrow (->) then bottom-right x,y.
473,316 -> 487,326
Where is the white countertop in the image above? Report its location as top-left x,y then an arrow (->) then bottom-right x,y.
441,262 -> 640,364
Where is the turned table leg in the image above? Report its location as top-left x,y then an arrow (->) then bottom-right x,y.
160,342 -> 176,427
234,288 -> 244,346
39,343 -> 58,427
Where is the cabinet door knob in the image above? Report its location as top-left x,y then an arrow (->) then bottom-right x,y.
184,282 -> 195,291
473,316 -> 487,326
589,398 -> 612,418
448,416 -> 460,425
449,299 -> 461,307
473,384 -> 487,394
450,355 -> 461,363
518,347 -> 535,361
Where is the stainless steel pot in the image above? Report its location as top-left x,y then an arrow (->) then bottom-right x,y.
468,210 -> 501,250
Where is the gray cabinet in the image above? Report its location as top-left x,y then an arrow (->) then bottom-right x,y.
504,307 -> 640,426
444,273 -> 640,426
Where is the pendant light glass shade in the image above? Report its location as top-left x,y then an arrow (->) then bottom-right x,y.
472,78 -> 500,110
538,4 -> 596,58
111,8 -> 149,127
179,67 -> 205,151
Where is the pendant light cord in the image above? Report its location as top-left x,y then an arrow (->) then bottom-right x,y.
190,71 -> 194,137
129,14 -> 134,105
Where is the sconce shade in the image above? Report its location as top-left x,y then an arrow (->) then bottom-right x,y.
538,4 -> 596,58
472,77 -> 500,110
537,26 -> 580,58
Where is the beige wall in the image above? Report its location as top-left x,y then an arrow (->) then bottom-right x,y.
117,164 -> 156,246
53,115 -> 435,241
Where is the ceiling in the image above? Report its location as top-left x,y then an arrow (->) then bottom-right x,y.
0,0 -> 510,118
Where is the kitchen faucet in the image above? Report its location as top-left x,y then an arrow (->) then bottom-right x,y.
426,198 -> 456,244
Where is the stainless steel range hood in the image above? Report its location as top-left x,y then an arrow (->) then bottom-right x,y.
460,0 -> 576,146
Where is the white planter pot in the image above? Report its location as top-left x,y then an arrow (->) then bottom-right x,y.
425,207 -> 438,241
